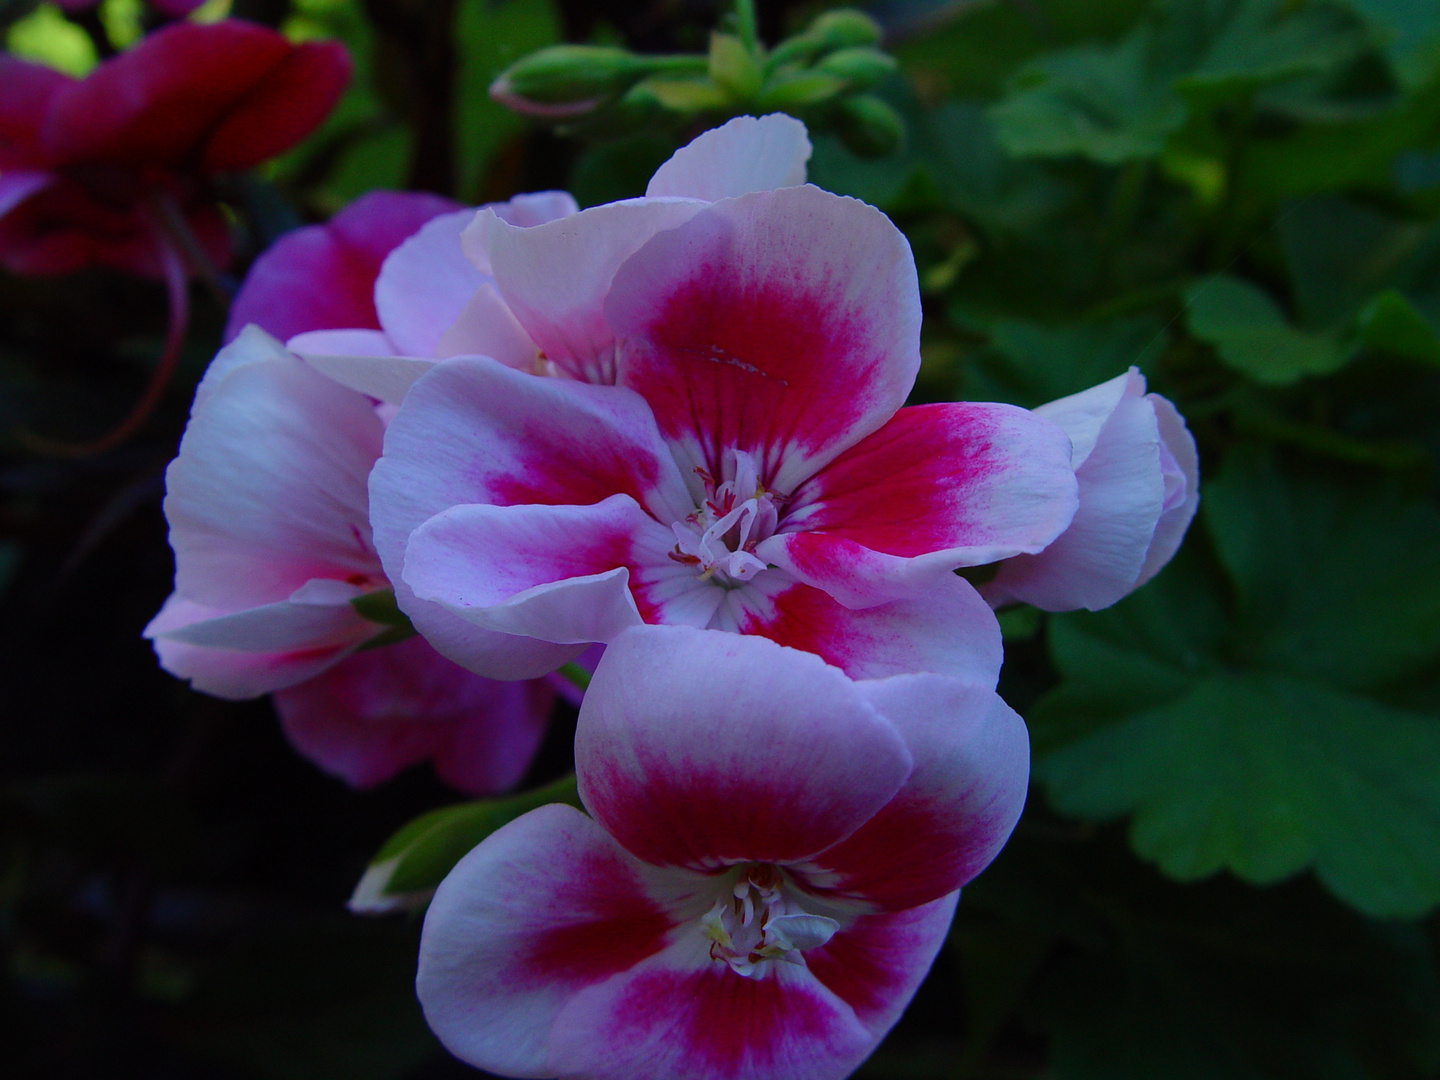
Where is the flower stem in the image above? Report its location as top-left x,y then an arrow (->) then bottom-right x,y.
735,0 -> 759,53
15,234 -> 189,458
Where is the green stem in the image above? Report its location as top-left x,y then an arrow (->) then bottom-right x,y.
735,0 -> 759,53
644,54 -> 710,75
1208,94 -> 1254,271
15,229 -> 188,458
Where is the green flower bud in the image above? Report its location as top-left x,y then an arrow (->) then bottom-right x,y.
766,8 -> 884,70
808,9 -> 884,50
756,71 -> 847,110
489,45 -> 648,118
835,94 -> 905,157
814,47 -> 897,92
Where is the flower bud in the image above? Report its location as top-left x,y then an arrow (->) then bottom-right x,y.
489,45 -> 646,117
756,71 -> 846,110
766,8 -> 884,70
835,94 -> 905,157
815,47 -> 897,92
807,9 -> 884,50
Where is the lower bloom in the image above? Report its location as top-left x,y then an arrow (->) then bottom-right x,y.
144,327 -> 559,794
417,624 -> 1028,1080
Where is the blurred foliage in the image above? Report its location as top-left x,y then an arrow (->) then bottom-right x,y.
3,0 -> 1440,1078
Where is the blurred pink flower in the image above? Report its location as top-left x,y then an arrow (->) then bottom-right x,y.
224,188 -> 461,345
369,183 -> 1079,683
982,368 -> 1200,611
0,19 -> 348,278
417,624 -> 1029,1080
145,329 -> 555,795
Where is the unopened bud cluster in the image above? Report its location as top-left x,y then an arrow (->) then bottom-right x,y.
489,7 -> 905,157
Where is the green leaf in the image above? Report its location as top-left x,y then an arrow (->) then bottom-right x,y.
5,4 -> 97,76
1358,288 -> 1440,363
989,0 -> 1364,165
1204,450 -> 1440,689
756,70 -> 847,110
1242,71 -> 1440,196
1341,0 -> 1440,87
989,36 -> 1187,165
1163,0 -> 1365,107
928,102 -> 1070,235
1184,274 -> 1354,384
974,315 -> 1168,407
350,774 -> 583,912
348,588 -> 412,628
1278,196 -> 1433,329
453,0 -> 562,194
1041,672 -> 1440,912
1032,450 -> 1440,917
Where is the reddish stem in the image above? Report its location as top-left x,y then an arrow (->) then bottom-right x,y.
18,232 -> 189,458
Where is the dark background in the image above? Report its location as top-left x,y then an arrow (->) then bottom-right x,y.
3,1 -> 1440,1077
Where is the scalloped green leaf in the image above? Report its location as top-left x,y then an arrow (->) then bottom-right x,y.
1185,274 -> 1355,384
990,36 -> 1186,165
1033,450 -> 1440,917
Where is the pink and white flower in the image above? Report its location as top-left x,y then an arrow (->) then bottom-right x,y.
982,368 -> 1200,611
281,112 -> 815,405
144,328 -> 557,794
280,189 -> 580,391
370,183 -> 1080,682
417,624 -> 1028,1080
452,112 -> 815,385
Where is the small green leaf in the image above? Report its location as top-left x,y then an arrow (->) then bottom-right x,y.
350,775 -> 583,912
1165,0 -> 1365,106
1358,289 -> 1440,365
1278,196 -> 1432,329
557,661 -> 592,692
971,316 -> 1168,407
1341,0 -> 1440,87
989,37 -> 1186,165
1241,73 -> 1440,197
1184,274 -> 1354,384
708,32 -> 762,101
349,588 -> 413,628
989,0 -> 1366,165
929,102 -> 1069,235
998,604 -> 1043,642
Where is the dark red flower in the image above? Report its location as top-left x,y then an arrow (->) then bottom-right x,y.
0,19 -> 350,279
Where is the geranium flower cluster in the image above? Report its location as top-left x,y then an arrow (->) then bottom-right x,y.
147,115 -> 1197,1079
